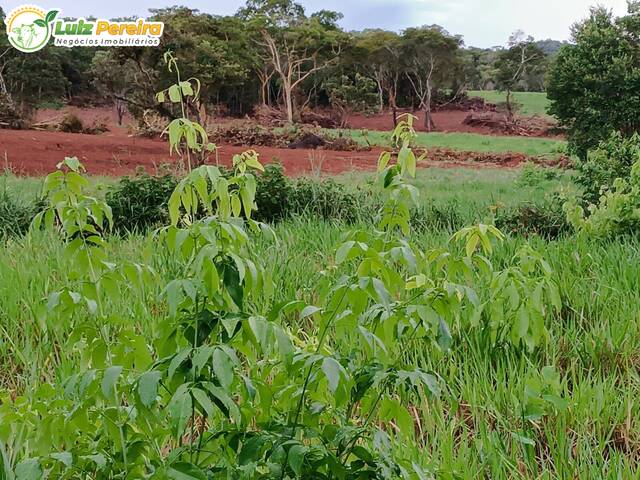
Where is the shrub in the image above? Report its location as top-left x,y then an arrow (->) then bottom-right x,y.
565,159 -> 640,238
496,200 -> 570,239
253,164 -> 292,222
105,173 -> 178,233
289,177 -> 366,223
575,132 -> 640,205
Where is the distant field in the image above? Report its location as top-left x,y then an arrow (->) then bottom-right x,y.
468,90 -> 551,117
336,129 -> 566,157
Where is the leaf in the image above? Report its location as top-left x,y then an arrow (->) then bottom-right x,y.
335,240 -> 355,264
81,454 -> 106,470
191,387 -> 216,418
168,84 -> 182,103
212,348 -> 234,391
179,81 -> 194,97
50,452 -> 73,468
156,91 -> 165,103
45,10 -> 59,23
203,382 -> 241,424
168,384 -> 192,438
168,348 -> 191,381
15,458 -> 42,480
167,462 -> 208,480
300,305 -> 321,319
288,444 -> 307,476
34,19 -> 46,27
101,366 -> 123,401
137,370 -> 162,407
321,357 -> 342,394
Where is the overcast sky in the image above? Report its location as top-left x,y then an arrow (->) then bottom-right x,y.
2,0 -> 629,47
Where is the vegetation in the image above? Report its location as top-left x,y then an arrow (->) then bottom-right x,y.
0,2 -> 556,128
340,128 -> 566,156
467,90 -> 550,117
547,3 -> 640,158
3,151 -> 640,476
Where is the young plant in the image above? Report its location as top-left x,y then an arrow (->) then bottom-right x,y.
156,51 -> 216,171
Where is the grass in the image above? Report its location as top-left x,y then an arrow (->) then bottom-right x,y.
1,167 -> 639,477
468,90 -> 551,117
334,129 -> 566,157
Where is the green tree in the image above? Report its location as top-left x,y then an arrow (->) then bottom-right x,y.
325,73 -> 378,126
353,29 -> 403,124
547,4 -> 640,158
401,26 -> 463,130
494,31 -> 546,122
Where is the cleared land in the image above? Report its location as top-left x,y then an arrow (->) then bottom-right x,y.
468,90 -> 552,117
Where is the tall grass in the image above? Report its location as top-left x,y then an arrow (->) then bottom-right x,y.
1,169 -> 638,476
334,128 -> 566,156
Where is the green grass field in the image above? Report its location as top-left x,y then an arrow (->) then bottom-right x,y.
468,90 -> 552,117
335,129 -> 566,156
2,163 -> 639,477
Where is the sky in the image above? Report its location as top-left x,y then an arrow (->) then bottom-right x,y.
1,0 -> 630,47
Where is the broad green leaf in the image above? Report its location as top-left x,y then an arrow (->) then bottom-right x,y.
137,371 -> 162,407
321,357 -> 342,394
101,366 -> 123,401
15,458 -> 42,480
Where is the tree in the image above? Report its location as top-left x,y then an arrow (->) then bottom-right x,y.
494,31 -> 546,122
402,26 -> 463,130
547,4 -> 640,158
242,0 -> 345,123
353,30 -> 403,125
90,51 -> 134,125
324,73 -> 377,127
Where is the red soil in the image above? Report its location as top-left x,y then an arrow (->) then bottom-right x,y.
0,106 -> 553,177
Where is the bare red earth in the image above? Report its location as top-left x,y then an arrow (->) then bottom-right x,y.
1,106 -> 555,177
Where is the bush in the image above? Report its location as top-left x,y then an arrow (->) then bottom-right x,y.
575,132 -> 640,205
253,164 -> 292,222
105,174 -> 178,233
0,191 -> 42,237
289,177 -> 367,223
496,200 -> 570,239
565,160 -> 640,238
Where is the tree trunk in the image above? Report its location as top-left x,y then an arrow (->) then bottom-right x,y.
424,80 -> 435,131
283,84 -> 294,124
505,89 -> 514,123
388,88 -> 398,127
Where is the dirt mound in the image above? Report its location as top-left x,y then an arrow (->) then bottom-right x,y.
435,94 -> 497,112
463,112 -> 555,137
421,147 -> 571,168
210,123 -> 364,152
252,105 -> 338,128
288,133 -> 325,149
300,110 -> 338,128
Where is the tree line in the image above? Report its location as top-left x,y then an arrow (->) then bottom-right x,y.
2,0 -> 639,158
1,1 -> 551,127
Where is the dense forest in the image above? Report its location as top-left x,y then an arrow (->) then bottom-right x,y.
0,0 -> 558,126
